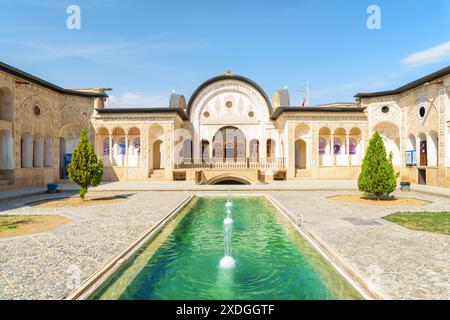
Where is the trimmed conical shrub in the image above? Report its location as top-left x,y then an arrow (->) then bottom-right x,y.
68,128 -> 104,200
358,132 -> 399,198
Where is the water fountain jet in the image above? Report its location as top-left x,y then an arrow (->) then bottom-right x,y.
224,207 -> 233,225
220,256 -> 235,269
220,194 -> 235,269
225,189 -> 232,209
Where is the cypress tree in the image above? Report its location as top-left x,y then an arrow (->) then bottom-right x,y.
68,128 -> 104,200
358,131 -> 399,198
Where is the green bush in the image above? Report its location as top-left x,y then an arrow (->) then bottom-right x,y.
358,132 -> 399,198
68,128 -> 104,200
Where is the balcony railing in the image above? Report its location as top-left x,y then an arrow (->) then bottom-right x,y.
174,158 -> 286,170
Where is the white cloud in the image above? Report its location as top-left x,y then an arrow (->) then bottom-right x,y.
312,78 -> 388,102
0,33 -> 206,66
1,36 -> 167,62
402,41 -> 450,66
107,91 -> 169,108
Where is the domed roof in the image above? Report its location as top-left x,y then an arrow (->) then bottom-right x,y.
169,93 -> 186,109
186,72 -> 273,118
272,89 -> 290,108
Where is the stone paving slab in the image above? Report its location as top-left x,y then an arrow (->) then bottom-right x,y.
271,190 -> 450,300
0,191 -> 191,300
0,186 -> 48,201
1,180 -> 449,199
0,188 -> 449,300
91,180 -> 359,191
410,184 -> 450,198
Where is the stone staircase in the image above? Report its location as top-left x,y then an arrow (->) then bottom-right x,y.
295,169 -> 312,179
148,169 -> 168,180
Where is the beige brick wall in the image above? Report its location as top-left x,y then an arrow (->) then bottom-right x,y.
0,69 -> 96,187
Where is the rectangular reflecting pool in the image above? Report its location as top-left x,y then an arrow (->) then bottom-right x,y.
90,196 -> 364,300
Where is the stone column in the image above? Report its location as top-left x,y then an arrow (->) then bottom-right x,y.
125,135 -> 129,166
209,140 -> 213,161
416,136 -> 420,166
346,134 -> 350,166
286,122 -> 296,179
311,125 -> 318,170
108,134 -> 113,165
246,139 -> 250,162
330,134 -> 334,165
193,127 -> 199,161
359,130 -> 364,165
141,126 -> 150,178
164,123 -> 174,179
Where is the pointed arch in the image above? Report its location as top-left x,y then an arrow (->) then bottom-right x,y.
0,87 -> 13,121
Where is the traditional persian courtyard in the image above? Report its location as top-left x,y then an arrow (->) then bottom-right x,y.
0,181 -> 449,300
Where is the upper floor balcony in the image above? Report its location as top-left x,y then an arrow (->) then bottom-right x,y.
174,158 -> 286,170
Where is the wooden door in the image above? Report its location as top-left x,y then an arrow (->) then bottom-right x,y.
418,169 -> 426,185
420,141 -> 427,166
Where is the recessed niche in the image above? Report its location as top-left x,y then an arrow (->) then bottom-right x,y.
33,105 -> 41,116
418,106 -> 426,119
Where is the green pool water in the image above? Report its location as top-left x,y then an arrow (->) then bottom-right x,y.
91,197 -> 363,300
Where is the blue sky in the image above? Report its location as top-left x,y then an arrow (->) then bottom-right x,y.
1,0 -> 450,107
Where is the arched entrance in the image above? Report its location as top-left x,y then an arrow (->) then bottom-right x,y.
0,87 -> 13,121
149,124 -> 165,172
295,139 -> 307,169
373,122 -> 400,166
428,131 -> 439,166
249,139 -> 259,161
153,140 -> 164,169
201,140 -> 210,162
59,124 -> 82,179
207,174 -> 252,185
22,133 -> 33,168
212,126 -> 246,162
0,129 -> 13,170
266,139 -> 275,160
33,135 -> 44,168
418,132 -> 427,166
182,139 -> 193,163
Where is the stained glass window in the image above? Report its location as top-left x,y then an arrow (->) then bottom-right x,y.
134,137 -> 141,155
319,137 -> 327,155
250,139 -> 259,161
201,140 -> 210,162
267,139 -> 275,159
103,138 -> 109,155
333,138 -> 342,155
349,138 -> 357,155
118,137 -> 126,155
212,127 -> 246,161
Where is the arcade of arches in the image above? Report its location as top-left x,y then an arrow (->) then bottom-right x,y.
1,63 -> 449,188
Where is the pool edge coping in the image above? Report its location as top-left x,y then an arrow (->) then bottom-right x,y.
65,195 -> 195,300
68,193 -> 388,301
265,195 -> 390,301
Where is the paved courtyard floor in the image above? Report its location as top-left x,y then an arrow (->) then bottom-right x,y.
0,184 -> 449,300
0,191 -> 191,299
271,191 -> 450,300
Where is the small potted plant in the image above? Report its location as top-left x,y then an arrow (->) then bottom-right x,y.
47,183 -> 58,194
400,181 -> 411,192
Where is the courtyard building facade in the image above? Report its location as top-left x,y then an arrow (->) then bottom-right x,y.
0,62 -> 449,188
